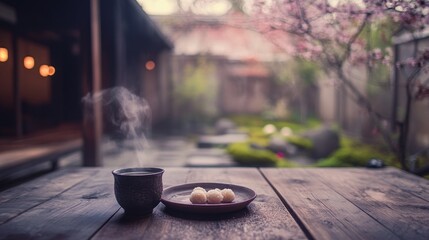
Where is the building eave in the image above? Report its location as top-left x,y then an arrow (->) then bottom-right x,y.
128,0 -> 173,50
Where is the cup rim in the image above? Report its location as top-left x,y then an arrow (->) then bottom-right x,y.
112,167 -> 164,176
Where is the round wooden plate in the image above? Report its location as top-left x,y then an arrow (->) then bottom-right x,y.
161,182 -> 256,214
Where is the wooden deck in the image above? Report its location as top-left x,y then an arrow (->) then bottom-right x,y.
0,167 -> 427,239
0,124 -> 82,178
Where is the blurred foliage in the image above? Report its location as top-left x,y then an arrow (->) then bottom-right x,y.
269,58 -> 320,86
410,151 -> 429,175
277,160 -> 298,168
228,115 -> 400,169
296,59 -> 320,86
367,65 -> 391,96
226,142 -> 295,167
266,59 -> 321,122
316,135 -> 398,167
363,19 -> 395,51
174,57 -> 218,130
339,134 -> 356,148
227,115 -> 318,167
364,19 -> 395,96
229,115 -> 321,133
286,135 -> 313,149
248,136 -> 270,147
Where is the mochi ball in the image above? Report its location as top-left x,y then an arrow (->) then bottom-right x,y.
190,190 -> 207,204
207,189 -> 224,204
193,187 -> 207,193
221,188 -> 235,203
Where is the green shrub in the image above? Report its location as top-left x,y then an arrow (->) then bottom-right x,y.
286,135 -> 313,149
227,142 -> 288,167
245,126 -> 268,138
316,145 -> 397,167
229,115 -> 321,133
229,115 -> 266,127
248,136 -> 270,146
276,160 -> 297,168
316,157 -> 355,167
306,117 -> 323,129
339,135 -> 358,148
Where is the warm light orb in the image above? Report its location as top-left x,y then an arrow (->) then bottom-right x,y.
48,66 -> 55,76
0,48 -> 8,62
39,64 -> 50,77
23,56 -> 35,69
145,60 -> 155,71
280,127 -> 293,137
263,124 -> 277,135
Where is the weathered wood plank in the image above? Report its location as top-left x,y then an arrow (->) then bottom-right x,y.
312,168 -> 429,240
328,168 -> 429,201
0,168 -> 95,224
261,168 -> 401,240
377,167 -> 429,201
0,168 -> 118,239
93,168 -> 307,240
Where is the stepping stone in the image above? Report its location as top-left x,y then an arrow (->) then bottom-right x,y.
186,155 -> 236,167
197,134 -> 248,148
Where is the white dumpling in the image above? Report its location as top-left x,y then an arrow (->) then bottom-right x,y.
190,190 -> 207,204
221,188 -> 235,203
193,187 -> 207,193
207,189 -> 223,204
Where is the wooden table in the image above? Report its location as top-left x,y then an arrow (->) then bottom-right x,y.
0,167 -> 428,239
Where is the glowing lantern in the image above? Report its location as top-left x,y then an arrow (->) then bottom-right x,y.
0,48 -> 8,62
48,66 -> 55,76
145,60 -> 155,71
263,124 -> 277,135
23,56 -> 35,69
39,65 -> 49,77
280,127 -> 293,137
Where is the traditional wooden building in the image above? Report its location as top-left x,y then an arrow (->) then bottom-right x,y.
0,0 -> 172,170
153,13 -> 289,130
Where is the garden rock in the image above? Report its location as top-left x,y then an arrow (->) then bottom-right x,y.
215,118 -> 236,135
304,128 -> 339,158
267,136 -> 297,156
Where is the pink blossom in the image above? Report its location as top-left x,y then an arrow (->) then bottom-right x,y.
250,0 -> 429,67
372,48 -> 383,60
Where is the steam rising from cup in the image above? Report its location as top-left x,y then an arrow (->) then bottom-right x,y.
83,87 -> 152,166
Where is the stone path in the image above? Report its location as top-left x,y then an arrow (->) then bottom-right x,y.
58,135 -> 313,168
60,136 -> 236,168
186,148 -> 236,167
0,135 -> 315,190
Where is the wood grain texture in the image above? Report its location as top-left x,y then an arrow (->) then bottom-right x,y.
2,167 -> 425,240
312,168 -> 429,240
93,168 -> 307,240
379,167 -> 429,201
0,168 -> 119,239
261,168 -> 402,240
0,168 -> 95,224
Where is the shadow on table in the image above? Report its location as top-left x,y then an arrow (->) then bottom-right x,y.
160,205 -> 252,221
114,213 -> 151,223
111,205 -> 252,224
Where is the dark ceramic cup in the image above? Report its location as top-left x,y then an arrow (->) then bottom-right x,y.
112,167 -> 164,216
